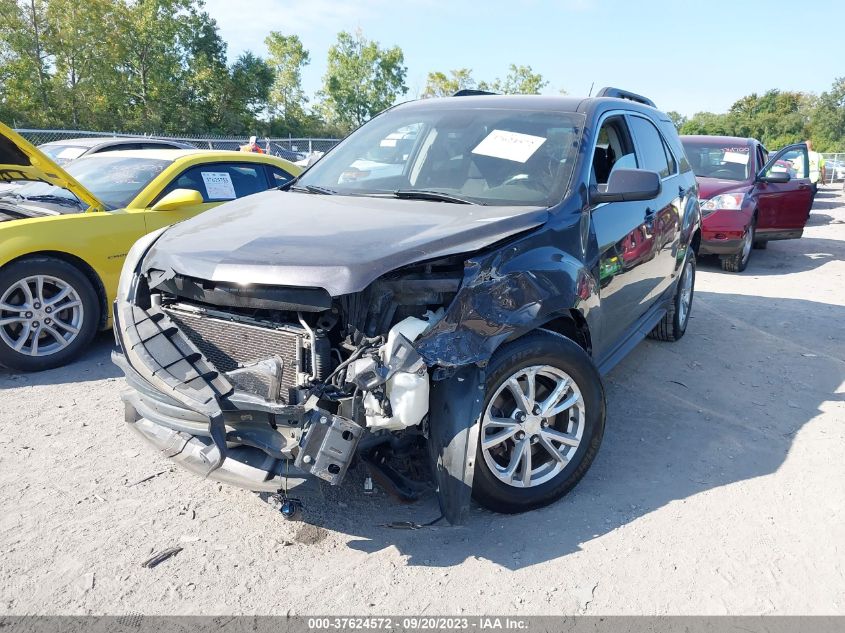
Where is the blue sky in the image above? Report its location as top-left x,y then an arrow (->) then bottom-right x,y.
204,0 -> 844,117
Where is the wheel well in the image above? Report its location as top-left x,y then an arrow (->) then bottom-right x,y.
690,228 -> 701,255
4,251 -> 108,329
537,310 -> 592,356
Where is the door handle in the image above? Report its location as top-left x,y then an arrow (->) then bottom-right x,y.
644,207 -> 656,220
678,186 -> 687,197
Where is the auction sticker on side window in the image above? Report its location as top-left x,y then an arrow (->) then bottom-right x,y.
201,171 -> 237,199
472,130 -> 547,163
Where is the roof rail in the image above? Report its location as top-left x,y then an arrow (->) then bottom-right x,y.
595,87 -> 656,108
452,89 -> 499,97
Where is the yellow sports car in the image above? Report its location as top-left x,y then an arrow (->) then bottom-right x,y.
0,123 -> 301,371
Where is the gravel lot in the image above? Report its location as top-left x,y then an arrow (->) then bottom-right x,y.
1,187 -> 844,616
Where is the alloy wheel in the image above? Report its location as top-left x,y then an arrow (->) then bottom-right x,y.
480,365 -> 585,488
0,275 -> 85,357
677,258 -> 694,326
740,225 -> 753,265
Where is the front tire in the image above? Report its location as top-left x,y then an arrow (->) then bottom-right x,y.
472,331 -> 606,514
721,220 -> 755,272
649,253 -> 695,342
0,258 -> 99,371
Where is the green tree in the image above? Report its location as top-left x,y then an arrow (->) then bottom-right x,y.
480,64 -> 548,95
43,0 -> 116,128
112,0 -> 193,131
179,8 -> 232,132
667,111 -> 687,129
320,30 -> 407,131
810,77 -> 845,151
680,112 -> 732,137
421,68 -> 475,98
0,0 -> 52,124
227,51 -> 274,132
265,32 -> 310,124
727,90 -> 810,148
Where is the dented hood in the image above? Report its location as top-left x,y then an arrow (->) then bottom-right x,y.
0,122 -> 103,210
144,190 -> 549,296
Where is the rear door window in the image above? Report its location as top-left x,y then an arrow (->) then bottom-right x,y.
156,163 -> 270,203
629,115 -> 672,178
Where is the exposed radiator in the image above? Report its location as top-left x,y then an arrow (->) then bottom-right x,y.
164,305 -> 305,403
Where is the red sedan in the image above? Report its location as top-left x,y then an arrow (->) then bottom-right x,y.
680,135 -> 813,272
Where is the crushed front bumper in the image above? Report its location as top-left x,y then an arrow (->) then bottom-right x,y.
112,296 -> 322,493
115,351 -> 315,493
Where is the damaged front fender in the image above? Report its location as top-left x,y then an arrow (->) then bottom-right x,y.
417,221 -> 599,524
415,227 -> 598,367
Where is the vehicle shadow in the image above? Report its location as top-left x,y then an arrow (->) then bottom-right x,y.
697,234 -> 844,276
810,199 -> 844,212
288,291 -> 844,569
805,212 -> 839,227
0,332 -> 121,387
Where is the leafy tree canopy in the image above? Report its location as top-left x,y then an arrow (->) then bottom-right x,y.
319,29 -> 407,132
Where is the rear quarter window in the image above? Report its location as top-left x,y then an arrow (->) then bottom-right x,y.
657,120 -> 691,173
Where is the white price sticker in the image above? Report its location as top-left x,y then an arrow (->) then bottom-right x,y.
723,151 -> 750,165
472,130 -> 547,163
201,171 -> 236,199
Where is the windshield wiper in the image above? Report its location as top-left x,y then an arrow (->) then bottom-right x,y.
288,184 -> 336,195
393,189 -> 483,205
23,194 -> 84,208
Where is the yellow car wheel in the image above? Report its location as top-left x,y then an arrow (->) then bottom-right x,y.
0,257 -> 99,372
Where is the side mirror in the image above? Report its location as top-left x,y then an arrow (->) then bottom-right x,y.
592,168 -> 661,204
150,188 -> 204,212
758,170 -> 790,184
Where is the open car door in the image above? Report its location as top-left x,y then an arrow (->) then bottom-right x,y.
754,143 -> 813,241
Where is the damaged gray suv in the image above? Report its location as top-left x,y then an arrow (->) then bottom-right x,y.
113,88 -> 701,523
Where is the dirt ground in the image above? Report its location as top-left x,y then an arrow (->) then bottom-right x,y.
1,187 -> 844,616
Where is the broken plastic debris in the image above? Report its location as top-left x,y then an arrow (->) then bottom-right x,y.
141,546 -> 183,568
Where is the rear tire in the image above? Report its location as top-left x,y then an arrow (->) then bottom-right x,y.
649,254 -> 695,342
472,331 -> 606,514
0,258 -> 99,372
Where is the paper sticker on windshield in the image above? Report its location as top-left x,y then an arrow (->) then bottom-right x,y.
201,171 -> 236,199
723,151 -> 750,165
472,130 -> 547,163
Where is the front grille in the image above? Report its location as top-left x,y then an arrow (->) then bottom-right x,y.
164,305 -> 304,402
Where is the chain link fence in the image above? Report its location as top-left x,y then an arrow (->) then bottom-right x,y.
820,152 -> 845,187
13,128 -> 340,162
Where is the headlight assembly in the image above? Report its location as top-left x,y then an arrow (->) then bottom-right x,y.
701,193 -> 745,212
